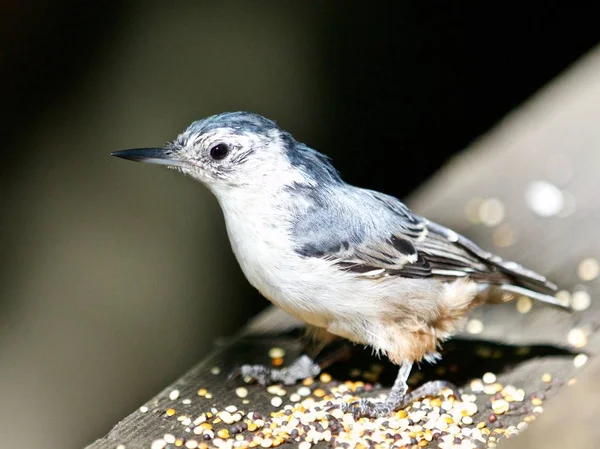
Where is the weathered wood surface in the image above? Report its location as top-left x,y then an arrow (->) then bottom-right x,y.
86,46 -> 600,449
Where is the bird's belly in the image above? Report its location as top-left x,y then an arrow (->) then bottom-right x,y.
232,241 -> 336,328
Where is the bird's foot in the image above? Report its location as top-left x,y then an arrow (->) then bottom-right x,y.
341,398 -> 395,419
338,380 -> 461,419
228,354 -> 321,386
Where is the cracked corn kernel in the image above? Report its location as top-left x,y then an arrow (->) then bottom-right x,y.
165,408 -> 176,416
319,373 -> 332,383
268,347 -> 286,359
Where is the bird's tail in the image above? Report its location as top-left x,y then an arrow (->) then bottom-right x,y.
500,284 -> 572,311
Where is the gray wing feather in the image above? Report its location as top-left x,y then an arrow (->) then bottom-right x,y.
293,188 -> 556,295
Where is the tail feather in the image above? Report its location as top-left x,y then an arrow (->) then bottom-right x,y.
501,284 -> 572,312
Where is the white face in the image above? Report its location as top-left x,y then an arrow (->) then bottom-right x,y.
169,126 -> 296,192
113,112 -> 332,199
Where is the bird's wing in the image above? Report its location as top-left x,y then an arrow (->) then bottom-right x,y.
321,191 -> 556,295
326,216 -> 500,282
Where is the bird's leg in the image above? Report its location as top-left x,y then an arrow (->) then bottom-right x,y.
228,339 -> 351,386
342,361 -> 412,418
342,362 -> 461,419
396,380 -> 461,409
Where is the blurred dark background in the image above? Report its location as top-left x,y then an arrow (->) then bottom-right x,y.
0,2 -> 598,448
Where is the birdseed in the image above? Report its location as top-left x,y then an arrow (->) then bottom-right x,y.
236,387 -> 249,398
268,347 -> 286,359
150,366 -> 544,449
482,372 -> 497,384
150,440 -> 166,449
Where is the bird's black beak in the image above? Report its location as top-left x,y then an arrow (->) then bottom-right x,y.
111,147 -> 184,167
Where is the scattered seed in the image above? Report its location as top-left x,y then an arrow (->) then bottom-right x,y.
482,372 -> 497,384
235,387 -> 248,398
268,347 -> 286,359
151,440 -> 166,449
139,406 -> 149,413
491,400 -> 509,414
169,390 -> 180,401
541,373 -> 552,383
297,386 -> 311,397
270,397 -> 283,407
319,373 -> 332,383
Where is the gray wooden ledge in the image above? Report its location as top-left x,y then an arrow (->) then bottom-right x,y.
87,46 -> 600,449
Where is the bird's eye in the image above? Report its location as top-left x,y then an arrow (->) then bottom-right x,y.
209,143 -> 229,160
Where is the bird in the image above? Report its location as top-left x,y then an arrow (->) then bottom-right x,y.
112,111 -> 568,418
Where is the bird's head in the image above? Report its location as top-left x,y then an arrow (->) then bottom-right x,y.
112,112 -> 341,196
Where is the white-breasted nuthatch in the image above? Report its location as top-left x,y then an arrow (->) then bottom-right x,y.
113,112 -> 567,418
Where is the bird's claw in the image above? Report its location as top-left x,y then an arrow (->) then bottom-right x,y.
340,399 -> 394,419
228,355 -> 321,387
228,364 -> 272,386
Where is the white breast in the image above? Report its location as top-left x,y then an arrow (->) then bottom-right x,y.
215,187 -> 449,352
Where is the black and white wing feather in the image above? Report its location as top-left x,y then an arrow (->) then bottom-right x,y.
293,188 -> 564,308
